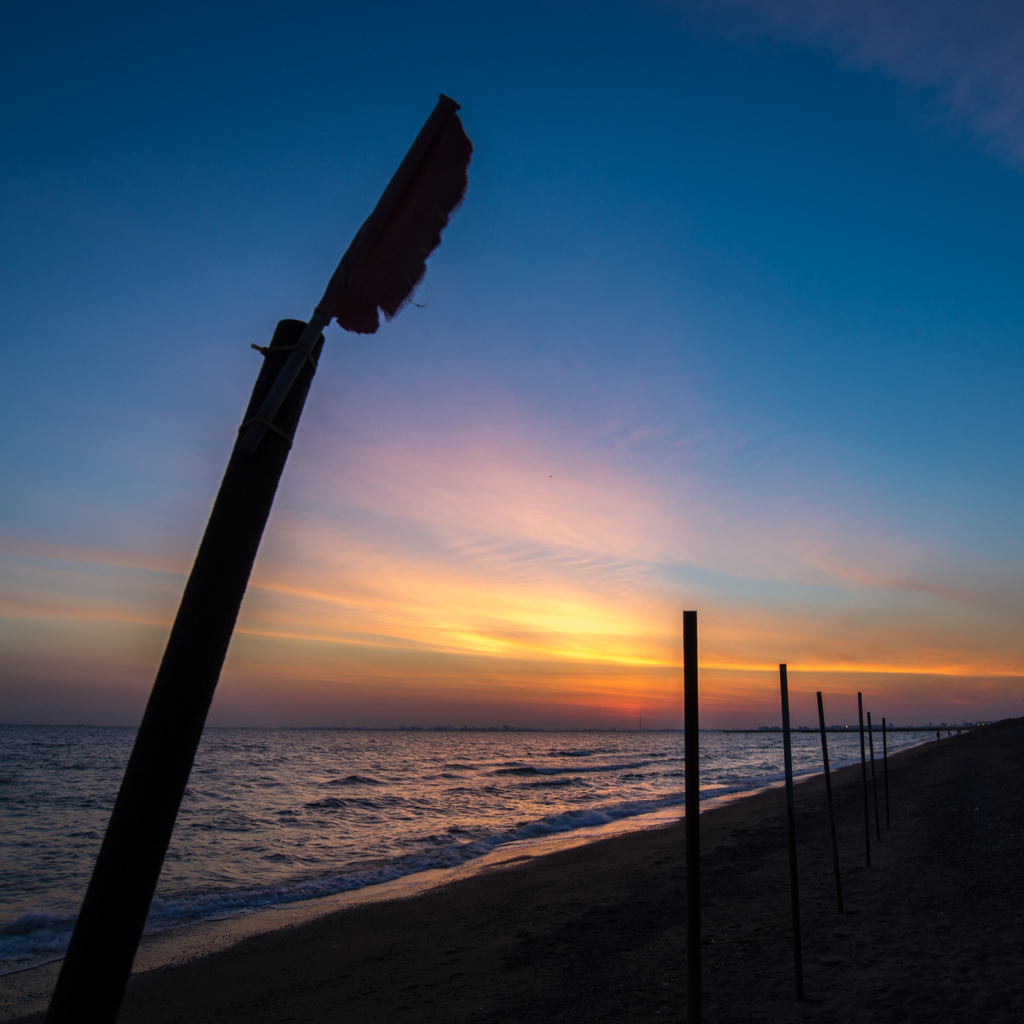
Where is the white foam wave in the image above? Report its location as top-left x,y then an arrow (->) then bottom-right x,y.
491,760 -> 654,776
0,912 -> 76,966
2,733 -> 929,966
0,767 -> 812,963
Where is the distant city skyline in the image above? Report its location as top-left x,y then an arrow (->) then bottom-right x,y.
2,0 -> 1023,729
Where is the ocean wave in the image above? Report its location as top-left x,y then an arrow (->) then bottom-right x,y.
517,777 -> 585,788
0,912 -> 76,966
1,793 -> 688,953
140,795 -> 685,927
1,729 -> 934,967
328,775 -> 384,786
304,797 -> 381,810
491,760 -> 653,776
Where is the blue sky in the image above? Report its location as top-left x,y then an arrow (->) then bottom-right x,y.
2,0 -> 1023,727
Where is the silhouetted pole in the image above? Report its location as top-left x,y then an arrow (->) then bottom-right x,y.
684,610 -> 701,1024
45,96 -> 473,1024
779,665 -> 804,1000
45,320 -> 322,1024
882,717 -> 890,828
867,712 -> 881,841
816,692 -> 844,914
857,693 -> 871,868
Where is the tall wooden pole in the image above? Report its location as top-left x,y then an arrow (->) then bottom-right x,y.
46,321 -> 323,1023
683,610 -> 701,1024
779,665 -> 804,1000
857,693 -> 871,868
815,692 -> 844,914
882,717 -> 890,828
44,96 -> 472,1024
867,712 -> 881,841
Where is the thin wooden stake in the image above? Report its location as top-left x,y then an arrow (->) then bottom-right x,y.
857,693 -> 871,868
816,692 -> 844,914
882,717 -> 890,828
867,712 -> 881,841
779,665 -> 804,1000
684,610 -> 701,1024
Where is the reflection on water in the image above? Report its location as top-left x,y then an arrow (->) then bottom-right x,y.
0,724 -> 932,965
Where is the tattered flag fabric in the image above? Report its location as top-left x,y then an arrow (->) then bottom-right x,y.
328,98 -> 472,334
237,95 -> 471,455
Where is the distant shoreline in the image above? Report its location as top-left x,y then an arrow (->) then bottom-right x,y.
0,723 -> 980,732
721,725 -> 974,733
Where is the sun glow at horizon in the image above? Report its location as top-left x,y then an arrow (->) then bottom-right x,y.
3,393 -> 1024,726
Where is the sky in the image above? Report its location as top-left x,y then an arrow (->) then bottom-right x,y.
1,0 -> 1023,729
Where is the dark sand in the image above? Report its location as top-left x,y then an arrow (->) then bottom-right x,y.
14,725 -> 1024,1023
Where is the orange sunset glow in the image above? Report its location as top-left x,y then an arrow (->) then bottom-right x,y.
5,0 -> 1024,732
3,405 -> 1022,728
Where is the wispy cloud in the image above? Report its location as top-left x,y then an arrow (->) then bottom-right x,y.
251,407 -> 1024,677
4,400 -> 1024,724
696,0 -> 1024,163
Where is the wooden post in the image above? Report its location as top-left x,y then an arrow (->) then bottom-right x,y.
683,610 -> 701,1024
857,693 -> 871,868
816,692 -> 844,914
882,717 -> 890,828
779,665 -> 804,1000
45,321 -> 323,1023
867,712 -> 881,841
45,96 -> 473,1024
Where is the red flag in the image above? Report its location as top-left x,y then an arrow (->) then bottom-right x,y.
238,94 -> 472,454
323,94 -> 472,333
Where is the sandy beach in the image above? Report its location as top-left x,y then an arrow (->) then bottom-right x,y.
7,724 -> 1023,1023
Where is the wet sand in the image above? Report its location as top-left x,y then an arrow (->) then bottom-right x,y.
9,725 -> 1024,1023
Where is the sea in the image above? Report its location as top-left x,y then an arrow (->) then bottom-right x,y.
0,724 -> 933,972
